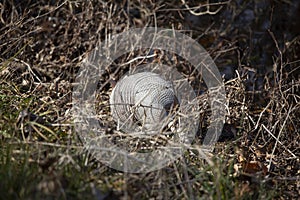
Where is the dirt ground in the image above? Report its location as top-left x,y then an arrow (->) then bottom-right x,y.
0,0 -> 299,199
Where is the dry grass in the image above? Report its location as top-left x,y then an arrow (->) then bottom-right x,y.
0,0 -> 299,199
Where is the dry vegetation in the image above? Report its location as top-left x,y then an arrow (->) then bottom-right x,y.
0,0 -> 299,199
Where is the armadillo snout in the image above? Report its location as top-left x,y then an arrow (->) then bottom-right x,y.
110,72 -> 178,131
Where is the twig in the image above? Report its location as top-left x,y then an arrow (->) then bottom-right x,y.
266,106 -> 295,171
119,54 -> 157,67
261,124 -> 296,159
15,58 -> 42,83
181,0 -> 226,16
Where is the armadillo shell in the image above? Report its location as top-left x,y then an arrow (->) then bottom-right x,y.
110,72 -> 176,131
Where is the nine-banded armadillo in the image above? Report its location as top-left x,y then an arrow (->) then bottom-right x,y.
110,72 -> 178,131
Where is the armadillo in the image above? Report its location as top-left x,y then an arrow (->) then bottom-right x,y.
110,72 -> 178,131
